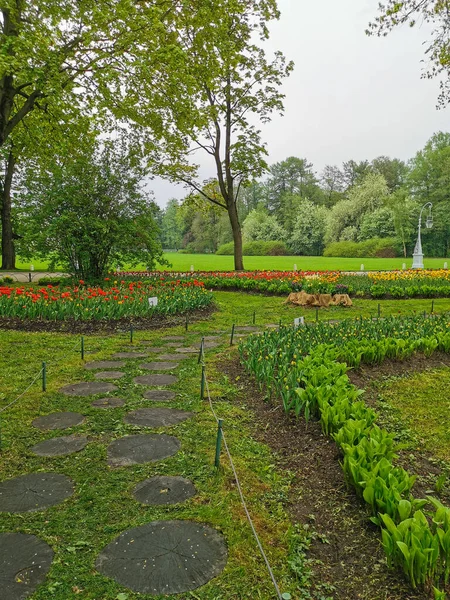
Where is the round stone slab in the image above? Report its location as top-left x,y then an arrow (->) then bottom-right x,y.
124,408 -> 192,428
162,335 -> 185,341
0,533 -> 54,600
139,362 -> 178,371
94,371 -> 125,380
91,397 -> 125,408
95,520 -> 227,594
85,360 -> 126,370
133,374 -> 178,386
107,434 -> 180,467
143,390 -> 176,402
0,473 -> 73,512
60,382 -> 117,396
175,347 -> 198,354
31,434 -> 88,457
32,412 -> 84,431
203,341 -> 219,349
133,476 -> 196,506
158,353 -> 188,361
112,352 -> 149,359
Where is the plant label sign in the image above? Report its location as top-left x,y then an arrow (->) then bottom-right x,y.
294,317 -> 305,328
148,297 -> 158,307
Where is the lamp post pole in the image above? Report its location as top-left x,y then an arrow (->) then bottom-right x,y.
412,202 -> 433,269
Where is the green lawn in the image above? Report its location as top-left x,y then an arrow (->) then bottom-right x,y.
6,253 -> 450,273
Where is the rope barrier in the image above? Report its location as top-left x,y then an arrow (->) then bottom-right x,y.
202,357 -> 287,600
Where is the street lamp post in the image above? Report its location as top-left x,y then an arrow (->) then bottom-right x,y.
412,202 -> 433,269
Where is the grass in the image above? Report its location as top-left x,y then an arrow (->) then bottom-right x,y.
0,315 -> 298,598
5,253 -> 450,273
2,292 -> 450,599
379,369 -> 450,462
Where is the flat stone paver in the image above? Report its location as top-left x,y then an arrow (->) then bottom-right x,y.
124,408 -> 192,428
138,345 -> 167,352
162,336 -> 185,341
107,434 -> 180,467
94,371 -> 125,380
235,326 -> 260,331
85,361 -> 126,370
91,397 -> 125,408
0,473 -> 73,512
0,533 -> 53,600
133,374 -> 178,386
164,342 -> 180,347
133,476 -> 196,506
203,341 -> 219,349
143,390 -> 176,402
32,412 -> 84,431
139,362 -> 178,371
175,347 -> 198,354
112,352 -> 149,359
31,434 -> 88,457
95,520 -> 227,595
60,382 -> 117,396
157,353 -> 188,361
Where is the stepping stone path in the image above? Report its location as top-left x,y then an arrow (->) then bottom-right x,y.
95,520 -> 227,595
94,370 -> 125,380
162,335 -> 185,341
0,533 -> 53,600
31,434 -> 88,457
124,408 -> 192,428
32,412 -> 84,431
0,473 -> 73,512
133,374 -> 178,386
139,361 -> 178,371
60,381 -> 117,396
91,397 -> 125,408
164,342 -> 180,347
107,434 -> 180,467
142,390 -> 176,402
85,360 -> 126,370
133,475 -> 196,505
112,352 -> 148,359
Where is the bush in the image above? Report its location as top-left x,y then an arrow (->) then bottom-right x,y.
323,237 -> 399,258
215,241 -> 289,256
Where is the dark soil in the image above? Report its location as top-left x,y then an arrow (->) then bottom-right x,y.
0,306 -> 215,334
222,356 -> 429,600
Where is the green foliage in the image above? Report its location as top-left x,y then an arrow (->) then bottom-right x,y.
216,241 -> 289,256
324,238 -> 399,258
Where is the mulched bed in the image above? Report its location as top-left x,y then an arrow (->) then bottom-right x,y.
222,356 -> 428,600
0,306 -> 215,333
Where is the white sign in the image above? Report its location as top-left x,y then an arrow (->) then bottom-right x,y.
190,265 -> 195,272
148,297 -> 158,307
293,264 -> 297,271
30,264 -> 34,271
360,264 -> 364,271
445,262 -> 448,270
294,316 -> 305,328
402,263 -> 406,270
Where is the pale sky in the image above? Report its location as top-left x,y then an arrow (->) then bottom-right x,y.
150,0 -> 449,207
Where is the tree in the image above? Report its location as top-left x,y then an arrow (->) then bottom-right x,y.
267,157 -> 323,211
371,156 -> 408,192
161,199 -> 183,250
289,200 -> 327,256
320,165 -> 345,206
242,208 -> 286,243
135,0 -> 293,270
341,160 -> 371,190
368,1 -> 450,106
19,138 -> 165,279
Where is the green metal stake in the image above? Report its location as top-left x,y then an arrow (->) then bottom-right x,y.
81,336 -> 85,361
230,324 -> 235,346
432,300 -> 435,314
315,308 -> 319,323
200,366 -> 205,400
185,315 -> 189,331
42,362 -> 47,392
279,318 -> 282,329
130,324 -> 134,344
378,303 -> 381,318
214,419 -> 223,468
198,337 -> 205,364
252,311 -> 256,325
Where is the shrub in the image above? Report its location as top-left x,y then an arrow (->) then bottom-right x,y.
215,241 -> 289,256
323,237 -> 399,258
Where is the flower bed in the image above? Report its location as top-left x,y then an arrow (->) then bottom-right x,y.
0,280 -> 213,321
240,317 -> 450,594
118,269 -> 450,299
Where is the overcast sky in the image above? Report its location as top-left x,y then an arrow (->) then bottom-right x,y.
150,0 -> 449,208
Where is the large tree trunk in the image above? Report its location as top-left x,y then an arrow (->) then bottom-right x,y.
1,150 -> 17,269
228,201 -> 244,271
